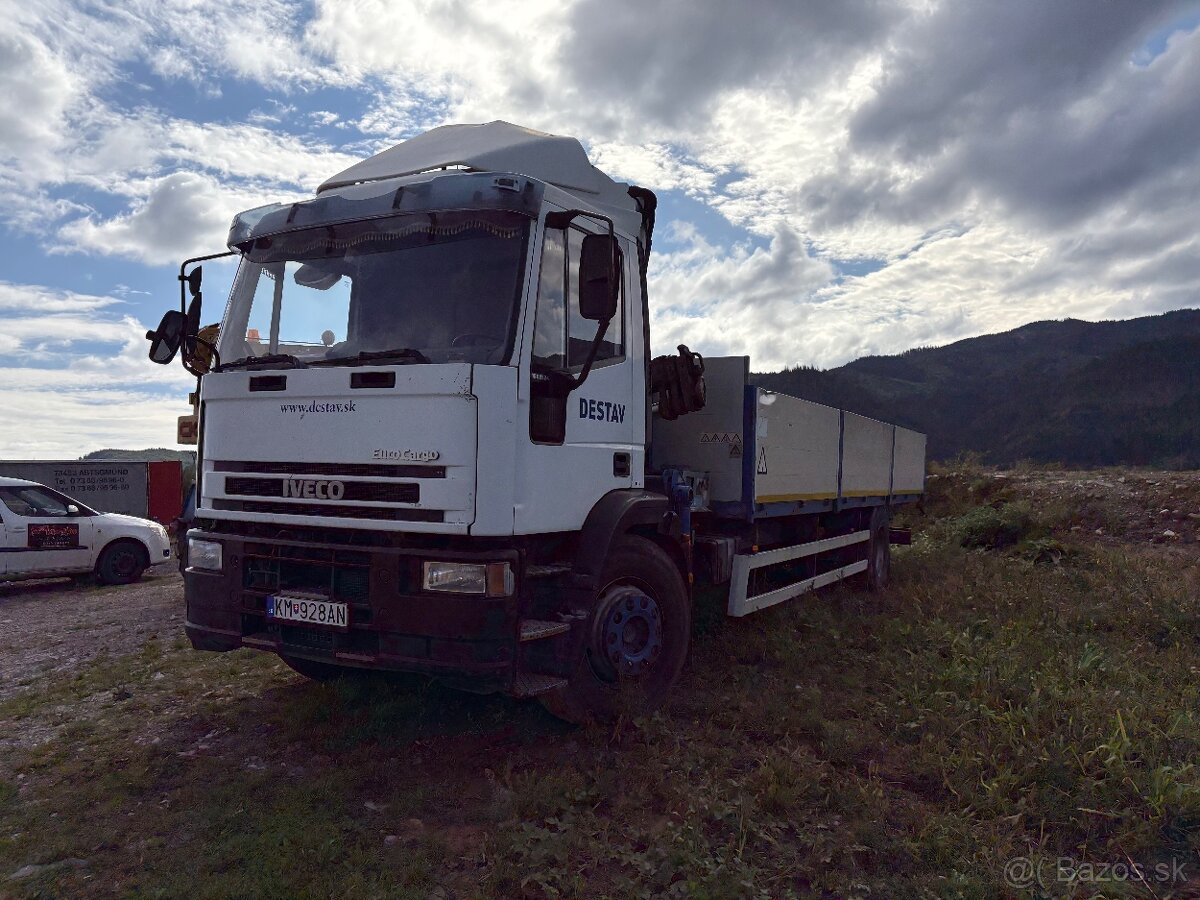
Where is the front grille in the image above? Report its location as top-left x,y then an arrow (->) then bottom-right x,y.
243,546 -> 370,602
243,542 -> 373,637
224,476 -> 419,504
212,459 -> 445,479
213,499 -> 443,522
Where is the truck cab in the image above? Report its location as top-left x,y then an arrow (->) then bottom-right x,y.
152,123 -> 684,717
202,124 -> 651,539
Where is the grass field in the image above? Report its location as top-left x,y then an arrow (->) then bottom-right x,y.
2,465 -> 1199,897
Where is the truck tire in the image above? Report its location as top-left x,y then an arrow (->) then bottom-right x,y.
95,540 -> 147,585
541,535 -> 690,724
866,507 -> 891,591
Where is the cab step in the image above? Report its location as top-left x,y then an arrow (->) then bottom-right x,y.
525,563 -> 572,579
519,619 -> 571,642
511,673 -> 568,697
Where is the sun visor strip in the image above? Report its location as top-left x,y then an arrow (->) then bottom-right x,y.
227,172 -> 544,249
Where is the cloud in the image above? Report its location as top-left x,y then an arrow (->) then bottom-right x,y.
558,0 -> 901,129
0,30 -> 78,160
0,387 -> 189,459
55,172 -> 270,265
588,142 -> 719,197
839,0 -> 1200,230
0,281 -> 120,314
649,222 -> 835,369
0,281 -> 193,458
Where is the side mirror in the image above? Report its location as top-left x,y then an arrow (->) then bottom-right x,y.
66,504 -> 80,516
578,234 -> 619,321
146,310 -> 188,364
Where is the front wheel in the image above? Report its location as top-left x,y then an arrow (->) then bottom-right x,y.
540,536 -> 691,724
95,540 -> 147,585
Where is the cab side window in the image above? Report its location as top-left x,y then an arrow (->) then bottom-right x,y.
566,229 -> 623,368
531,225 -> 624,371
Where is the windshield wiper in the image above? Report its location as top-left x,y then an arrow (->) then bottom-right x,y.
217,353 -> 309,372
310,348 -> 431,367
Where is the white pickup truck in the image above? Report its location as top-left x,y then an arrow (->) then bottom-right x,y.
0,477 -> 172,584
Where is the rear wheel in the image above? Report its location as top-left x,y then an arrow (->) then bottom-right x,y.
95,540 -> 147,585
541,536 -> 691,724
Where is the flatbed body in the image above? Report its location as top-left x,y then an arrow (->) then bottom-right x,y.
652,356 -> 925,520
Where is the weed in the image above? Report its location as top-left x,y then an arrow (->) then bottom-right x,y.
949,501 -> 1035,549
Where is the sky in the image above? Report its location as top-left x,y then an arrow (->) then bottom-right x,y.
1,0 -> 1198,459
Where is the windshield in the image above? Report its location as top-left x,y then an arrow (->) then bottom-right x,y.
218,209 -> 531,367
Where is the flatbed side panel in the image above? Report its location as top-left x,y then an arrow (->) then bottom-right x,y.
840,412 -> 895,500
892,427 -> 926,495
752,390 -> 840,505
649,356 -> 748,504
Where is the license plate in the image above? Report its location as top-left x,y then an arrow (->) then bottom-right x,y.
266,594 -> 349,630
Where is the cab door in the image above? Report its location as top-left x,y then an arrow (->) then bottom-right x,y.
515,216 -> 643,534
0,485 -> 95,576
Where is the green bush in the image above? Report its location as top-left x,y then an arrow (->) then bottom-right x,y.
951,501 -> 1034,549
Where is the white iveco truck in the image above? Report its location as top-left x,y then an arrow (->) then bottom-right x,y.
147,122 -> 924,721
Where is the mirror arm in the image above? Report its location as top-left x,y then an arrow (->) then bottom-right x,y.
178,250 -> 238,313
544,210 -> 620,393
569,317 -> 612,392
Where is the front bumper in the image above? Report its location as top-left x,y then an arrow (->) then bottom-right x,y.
184,528 -> 523,690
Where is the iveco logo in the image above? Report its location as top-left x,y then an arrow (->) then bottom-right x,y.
283,479 -> 346,500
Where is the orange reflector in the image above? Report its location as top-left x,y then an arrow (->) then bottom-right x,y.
486,562 -> 513,597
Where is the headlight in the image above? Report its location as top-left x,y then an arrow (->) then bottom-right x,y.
189,538 -> 223,572
422,561 -> 513,596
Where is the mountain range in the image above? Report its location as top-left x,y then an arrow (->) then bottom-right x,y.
752,309 -> 1200,468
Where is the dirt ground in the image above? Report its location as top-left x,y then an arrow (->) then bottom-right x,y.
1000,468 -> 1200,544
0,564 -> 181,708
